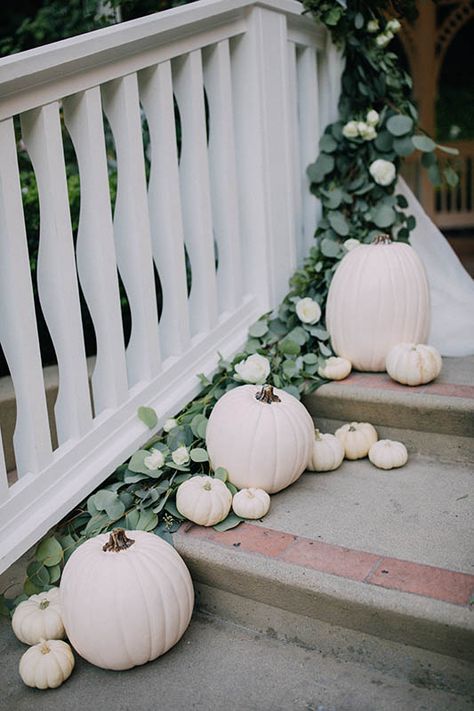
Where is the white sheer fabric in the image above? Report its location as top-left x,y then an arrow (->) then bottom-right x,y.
397,178 -> 474,356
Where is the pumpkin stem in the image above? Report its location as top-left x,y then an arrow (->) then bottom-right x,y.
39,600 -> 50,610
372,233 -> 392,245
103,528 -> 135,553
255,384 -> 281,404
314,429 -> 322,440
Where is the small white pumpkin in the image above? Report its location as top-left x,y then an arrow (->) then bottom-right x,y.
19,638 -> 74,689
176,476 -> 231,526
232,488 -> 270,519
386,343 -> 442,386
369,439 -> 408,469
318,357 -> 352,381
326,234 -> 430,371
12,587 -> 64,645
335,422 -> 378,460
307,430 -> 345,472
206,383 -> 314,494
60,529 -> 194,670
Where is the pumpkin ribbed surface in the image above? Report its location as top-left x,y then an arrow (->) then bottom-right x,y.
60,531 -> 194,670
326,241 -> 430,371
206,384 -> 314,494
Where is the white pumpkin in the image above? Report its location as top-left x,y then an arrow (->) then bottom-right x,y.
19,639 -> 74,689
318,357 -> 352,381
386,343 -> 442,386
232,488 -> 270,519
369,439 -> 408,469
335,422 -> 378,460
307,430 -> 345,472
176,476 -> 231,526
60,529 -> 194,670
326,234 -> 430,371
206,384 -> 314,494
12,587 -> 64,645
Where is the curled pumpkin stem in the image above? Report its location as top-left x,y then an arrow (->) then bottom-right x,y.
373,233 -> 392,245
255,384 -> 281,404
103,528 -> 135,553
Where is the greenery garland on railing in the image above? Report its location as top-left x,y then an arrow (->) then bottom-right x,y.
0,0 -> 458,614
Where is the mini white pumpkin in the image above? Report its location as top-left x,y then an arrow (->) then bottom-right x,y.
386,343 -> 442,386
318,357 -> 352,381
206,384 -> 314,494
307,430 -> 345,472
60,529 -> 194,670
19,639 -> 74,689
369,439 -> 408,469
12,587 -> 64,645
232,488 -> 270,519
335,422 -> 378,460
176,476 -> 231,526
326,234 -> 430,371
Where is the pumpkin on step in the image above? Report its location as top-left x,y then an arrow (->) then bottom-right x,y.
307,430 -> 344,472
206,383 -> 314,494
12,587 -> 64,645
369,440 -> 408,469
60,529 -> 194,670
326,234 -> 430,371
386,343 -> 442,386
335,422 -> 378,460
232,488 -> 270,519
176,476 -> 231,526
19,639 -> 74,689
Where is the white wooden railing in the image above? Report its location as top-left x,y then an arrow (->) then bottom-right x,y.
0,0 -> 342,573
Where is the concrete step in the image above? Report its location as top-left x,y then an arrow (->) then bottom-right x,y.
303,355 -> 474,463
1,610 -> 474,711
174,455 -> 474,662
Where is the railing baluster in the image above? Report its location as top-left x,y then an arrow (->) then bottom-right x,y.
63,88 -> 128,414
0,436 -> 8,503
102,74 -> 161,385
20,105 -> 92,445
139,62 -> 191,360
287,41 -> 304,265
297,46 -> 321,256
172,50 -> 219,335
203,40 -> 243,313
0,119 -> 52,477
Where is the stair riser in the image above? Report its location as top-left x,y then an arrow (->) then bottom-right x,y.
314,416 -> 474,464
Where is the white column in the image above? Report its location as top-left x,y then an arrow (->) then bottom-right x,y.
21,105 -> 93,445
63,88 -> 129,414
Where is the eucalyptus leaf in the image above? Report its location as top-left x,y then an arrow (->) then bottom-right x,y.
321,238 -> 341,258
412,135 -> 436,153
27,561 -> 50,588
213,513 -> 244,532
164,500 -> 186,521
282,385 -> 301,399
226,482 -> 238,496
36,537 -> 63,567
393,136 -> 414,157
137,510 -> 159,532
319,342 -> 332,357
372,205 -> 396,228
214,467 -> 229,482
137,406 -> 158,429
444,166 -> 459,187
248,320 -> 269,338
190,447 -> 208,463
125,510 -> 140,530
279,338 -> 300,356
48,564 -> 61,584
437,144 -> 459,156
288,327 -> 308,346
386,114 -> 413,136
307,153 -> 335,183
328,211 -> 349,237
319,134 -> 338,153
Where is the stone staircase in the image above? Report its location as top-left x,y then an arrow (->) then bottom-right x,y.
1,357 -> 473,710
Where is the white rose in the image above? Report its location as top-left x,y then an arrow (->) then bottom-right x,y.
359,124 -> 377,141
344,238 -> 361,251
366,109 -> 379,126
342,121 -> 359,139
376,32 -> 393,47
369,159 -> 396,186
367,19 -> 379,33
172,446 -> 190,466
234,353 -> 270,384
296,297 -> 321,325
163,418 -> 177,432
386,18 -> 401,33
357,121 -> 368,135
144,448 -> 165,470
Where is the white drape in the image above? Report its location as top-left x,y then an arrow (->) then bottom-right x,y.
397,178 -> 474,357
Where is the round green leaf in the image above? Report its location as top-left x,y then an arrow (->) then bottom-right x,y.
320,238 -> 341,258
137,510 -> 158,532
372,205 -> 396,228
48,564 -> 61,584
214,467 -> 229,482
412,135 -> 436,153
386,115 -> 414,137
319,134 -> 338,153
393,136 -> 414,157
26,561 -> 50,588
213,513 -> 243,532
307,153 -> 335,183
36,537 -> 63,567
248,320 -> 269,338
137,406 -> 158,429
328,211 -> 349,237
374,132 -> 394,152
190,447 -> 208,463
279,338 -> 300,356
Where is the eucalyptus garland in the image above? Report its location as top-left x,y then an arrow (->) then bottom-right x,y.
0,0 -> 457,614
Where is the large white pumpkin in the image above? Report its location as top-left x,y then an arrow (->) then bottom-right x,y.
206,384 -> 314,494
326,234 -> 430,371
60,529 -> 194,670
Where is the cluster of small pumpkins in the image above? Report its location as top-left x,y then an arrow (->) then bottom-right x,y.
12,529 -> 195,686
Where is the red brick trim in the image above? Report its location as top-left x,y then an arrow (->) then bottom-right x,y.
180,522 -> 474,607
325,373 -> 474,399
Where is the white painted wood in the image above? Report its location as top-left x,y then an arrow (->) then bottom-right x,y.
297,45 -> 321,255
20,105 -> 93,445
287,41 -> 304,265
0,434 -> 8,504
231,6 -> 296,309
0,118 -> 52,477
203,40 -> 243,313
139,62 -> 191,360
102,74 -> 161,385
172,50 -> 218,334
63,88 -> 129,414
